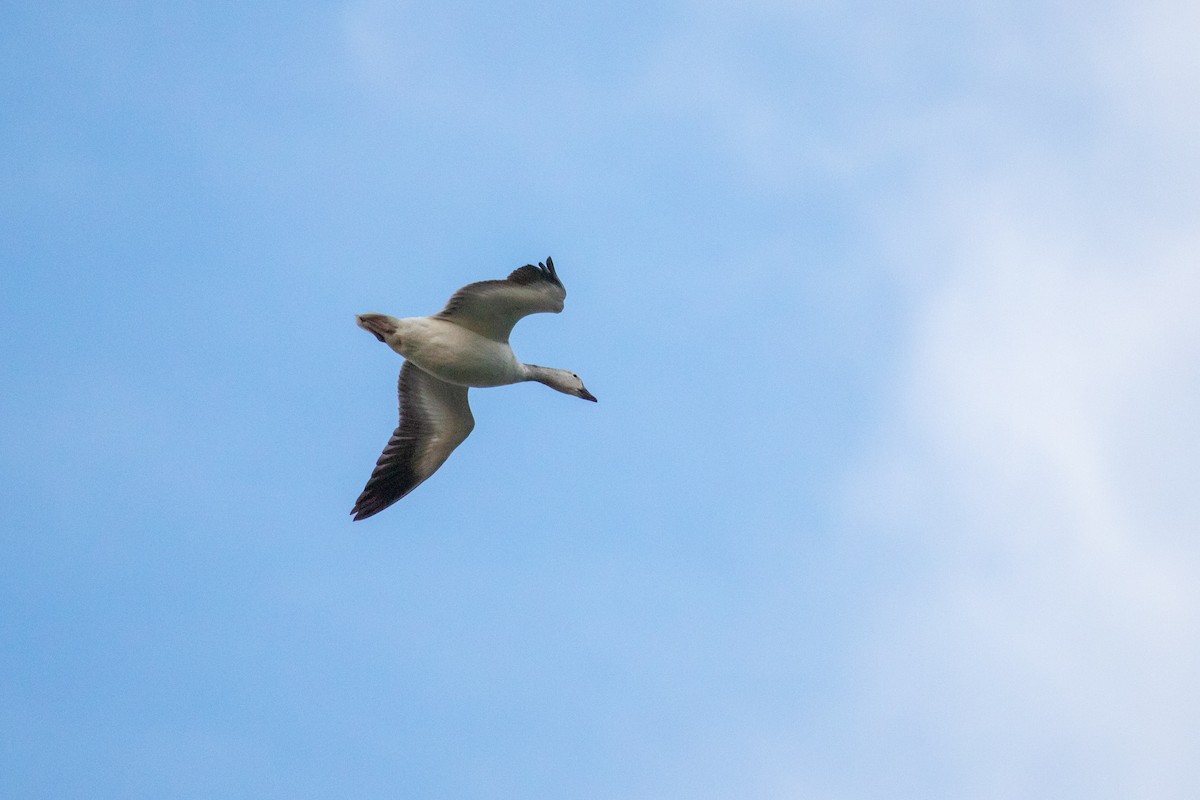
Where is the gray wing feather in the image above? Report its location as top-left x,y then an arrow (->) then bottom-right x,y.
435,257 -> 566,342
351,361 -> 474,520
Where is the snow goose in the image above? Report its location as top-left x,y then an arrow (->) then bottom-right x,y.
351,257 -> 596,520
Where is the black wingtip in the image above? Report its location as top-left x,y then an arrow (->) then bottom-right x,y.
509,257 -> 562,287
351,500 -> 384,521
541,256 -> 560,286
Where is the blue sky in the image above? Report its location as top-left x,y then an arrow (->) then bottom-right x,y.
3,1 -> 1199,797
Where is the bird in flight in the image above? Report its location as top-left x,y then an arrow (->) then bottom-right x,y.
351,257 -> 596,520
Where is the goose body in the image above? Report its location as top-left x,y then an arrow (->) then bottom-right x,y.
382,316 -> 526,387
351,257 -> 595,521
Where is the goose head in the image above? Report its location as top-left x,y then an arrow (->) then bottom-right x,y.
528,366 -> 597,402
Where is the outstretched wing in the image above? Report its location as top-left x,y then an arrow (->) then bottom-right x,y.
351,361 -> 475,521
435,257 -> 566,342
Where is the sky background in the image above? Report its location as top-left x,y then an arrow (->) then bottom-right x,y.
3,1 -> 1199,797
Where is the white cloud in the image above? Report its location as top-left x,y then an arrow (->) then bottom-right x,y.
645,1 -> 1200,796
849,199 -> 1200,792
834,4 -> 1200,795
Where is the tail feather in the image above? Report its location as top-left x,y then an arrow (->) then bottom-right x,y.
356,314 -> 398,343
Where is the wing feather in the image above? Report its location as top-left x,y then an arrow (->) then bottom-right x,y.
351,362 -> 474,520
435,257 -> 566,342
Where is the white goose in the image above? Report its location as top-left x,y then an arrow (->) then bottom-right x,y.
351,257 -> 596,520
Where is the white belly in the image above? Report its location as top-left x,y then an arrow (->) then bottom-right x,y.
395,318 -> 523,387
